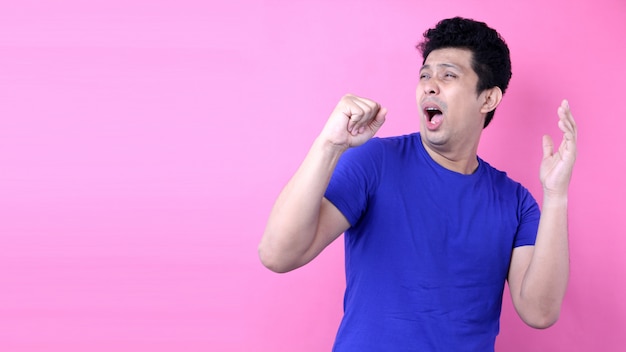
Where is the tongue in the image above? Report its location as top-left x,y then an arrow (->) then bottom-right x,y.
431,113 -> 443,125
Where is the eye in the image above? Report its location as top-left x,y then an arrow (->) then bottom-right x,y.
444,72 -> 457,79
420,73 -> 430,80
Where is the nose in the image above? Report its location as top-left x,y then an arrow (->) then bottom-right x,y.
422,78 -> 439,95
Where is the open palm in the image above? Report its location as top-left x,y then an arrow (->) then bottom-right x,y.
540,100 -> 578,196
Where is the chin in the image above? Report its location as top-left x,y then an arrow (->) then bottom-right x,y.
420,129 -> 448,147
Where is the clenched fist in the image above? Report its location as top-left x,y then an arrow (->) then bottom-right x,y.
320,94 -> 387,150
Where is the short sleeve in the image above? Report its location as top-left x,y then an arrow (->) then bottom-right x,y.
514,186 -> 540,247
324,139 -> 383,227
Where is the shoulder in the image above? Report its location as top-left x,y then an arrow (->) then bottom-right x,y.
374,132 -> 421,148
478,158 -> 538,206
347,132 -> 420,157
334,133 -> 420,183
480,159 -> 520,187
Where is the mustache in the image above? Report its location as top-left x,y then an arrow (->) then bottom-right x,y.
420,97 -> 448,112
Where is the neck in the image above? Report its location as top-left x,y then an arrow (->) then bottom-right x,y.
421,139 -> 479,175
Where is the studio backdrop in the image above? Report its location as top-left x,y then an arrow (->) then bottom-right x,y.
0,0 -> 624,351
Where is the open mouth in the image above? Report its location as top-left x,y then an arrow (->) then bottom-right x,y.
425,107 -> 441,120
424,107 -> 443,123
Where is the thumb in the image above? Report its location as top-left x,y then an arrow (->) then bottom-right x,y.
370,107 -> 387,133
542,135 -> 554,159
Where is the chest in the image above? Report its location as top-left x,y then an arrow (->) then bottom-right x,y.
348,176 -> 520,281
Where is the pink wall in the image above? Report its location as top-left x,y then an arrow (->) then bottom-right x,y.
0,0 -> 624,351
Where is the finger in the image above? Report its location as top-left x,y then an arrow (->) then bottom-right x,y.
352,98 -> 378,118
353,107 -> 387,137
369,107 -> 387,134
356,96 -> 380,111
346,104 -> 365,133
559,99 -> 577,137
557,118 -> 571,136
558,135 -> 576,160
557,112 -> 576,145
351,98 -> 380,134
542,134 -> 554,159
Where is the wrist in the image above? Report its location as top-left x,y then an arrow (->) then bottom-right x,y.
313,135 -> 349,155
542,192 -> 569,208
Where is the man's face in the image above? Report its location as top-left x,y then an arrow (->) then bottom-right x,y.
416,48 -> 488,155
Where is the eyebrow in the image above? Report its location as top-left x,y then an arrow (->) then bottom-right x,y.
420,63 -> 462,71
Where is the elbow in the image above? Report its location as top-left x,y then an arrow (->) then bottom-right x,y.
522,307 -> 561,329
259,255 -> 293,274
526,315 -> 559,330
257,242 -> 297,274
515,289 -> 566,329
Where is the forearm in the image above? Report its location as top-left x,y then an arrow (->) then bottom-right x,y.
519,194 -> 570,327
259,137 -> 346,272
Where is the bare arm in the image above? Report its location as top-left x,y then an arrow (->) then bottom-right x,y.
258,94 -> 387,273
508,100 -> 577,328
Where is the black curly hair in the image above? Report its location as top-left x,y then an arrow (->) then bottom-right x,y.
417,17 -> 512,128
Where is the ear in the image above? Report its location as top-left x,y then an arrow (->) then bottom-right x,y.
479,87 -> 503,113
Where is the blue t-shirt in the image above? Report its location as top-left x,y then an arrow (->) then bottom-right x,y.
325,133 -> 539,352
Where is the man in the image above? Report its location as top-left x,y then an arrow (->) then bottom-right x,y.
258,17 -> 577,351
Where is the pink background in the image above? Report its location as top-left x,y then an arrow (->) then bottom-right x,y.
0,0 -> 624,351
